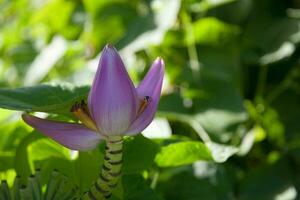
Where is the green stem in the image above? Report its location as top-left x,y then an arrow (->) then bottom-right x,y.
255,65 -> 269,100
266,66 -> 299,103
150,171 -> 159,189
181,10 -> 201,78
83,136 -> 123,200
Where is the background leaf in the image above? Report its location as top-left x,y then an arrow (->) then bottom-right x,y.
123,135 -> 159,174
0,84 -> 89,115
155,141 -> 212,167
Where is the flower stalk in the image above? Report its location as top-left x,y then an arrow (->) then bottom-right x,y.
83,136 -> 123,200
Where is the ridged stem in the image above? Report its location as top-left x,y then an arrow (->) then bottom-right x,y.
83,136 -> 123,200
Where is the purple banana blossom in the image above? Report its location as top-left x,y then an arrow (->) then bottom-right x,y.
22,44 -> 164,151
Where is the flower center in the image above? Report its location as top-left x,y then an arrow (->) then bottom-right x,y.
71,96 -> 150,132
71,100 -> 98,132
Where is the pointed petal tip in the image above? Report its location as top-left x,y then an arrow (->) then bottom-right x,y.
155,57 -> 164,62
155,57 -> 164,64
21,113 -> 26,119
22,113 -> 33,124
104,44 -> 119,54
154,57 -> 165,73
101,44 -> 121,61
105,43 -> 114,49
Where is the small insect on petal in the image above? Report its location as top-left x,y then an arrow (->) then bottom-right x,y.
71,100 -> 98,132
137,96 -> 151,116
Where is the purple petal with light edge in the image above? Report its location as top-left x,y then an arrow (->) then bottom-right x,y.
125,58 -> 164,135
88,45 -> 138,135
22,114 -> 103,151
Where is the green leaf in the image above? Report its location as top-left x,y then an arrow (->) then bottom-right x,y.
157,112 -> 240,163
192,47 -> 247,140
27,174 -> 42,200
52,174 -> 78,200
33,157 -> 76,188
0,118 -> 30,152
158,168 -> 224,200
122,174 -> 162,200
0,180 -> 11,200
28,138 -> 71,161
74,149 -> 103,192
123,135 -> 159,174
116,0 -> 180,50
13,176 -> 21,200
155,141 -> 212,167
0,109 -> 14,122
30,0 -> 75,37
27,138 -> 76,186
158,46 -> 247,143
241,0 -> 300,64
192,17 -> 240,46
44,170 -> 64,200
239,159 -> 294,200
191,0 -> 237,13
0,83 -> 89,114
14,133 -> 42,184
0,152 -> 14,171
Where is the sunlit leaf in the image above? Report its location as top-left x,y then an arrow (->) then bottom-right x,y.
155,141 -> 212,167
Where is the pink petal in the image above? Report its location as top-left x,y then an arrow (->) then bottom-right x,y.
88,45 -> 138,135
126,58 -> 165,135
22,114 -> 103,151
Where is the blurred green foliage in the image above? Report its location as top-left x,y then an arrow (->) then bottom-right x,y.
0,0 -> 300,199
